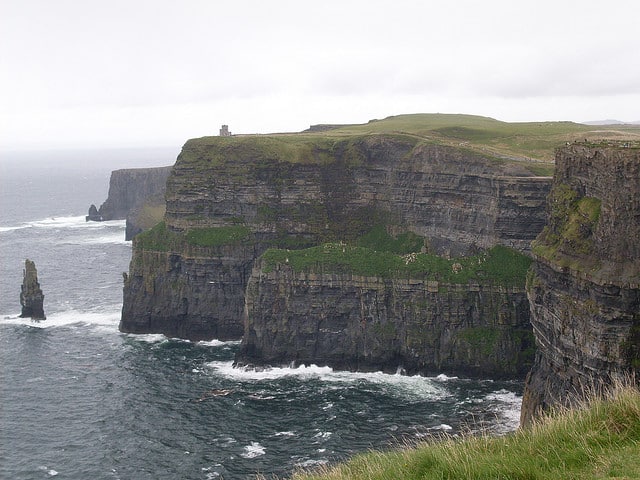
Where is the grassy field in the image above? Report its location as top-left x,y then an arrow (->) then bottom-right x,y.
261,243 -> 531,287
322,113 -> 640,162
181,114 -> 640,172
287,384 -> 640,480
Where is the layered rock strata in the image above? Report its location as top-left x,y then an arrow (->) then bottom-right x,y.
121,134 -> 551,344
87,166 -> 172,240
20,259 -> 46,320
521,143 -> 640,425
238,260 -> 534,377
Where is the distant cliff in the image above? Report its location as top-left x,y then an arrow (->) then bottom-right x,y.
120,133 -> 551,356
87,166 -> 172,240
520,143 -> 640,425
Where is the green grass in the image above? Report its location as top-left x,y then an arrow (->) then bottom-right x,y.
261,243 -> 531,287
289,384 -> 640,480
532,183 -> 602,268
134,222 -> 253,251
356,225 -> 425,254
178,114 -> 640,177
326,113 -> 640,162
185,225 -> 251,247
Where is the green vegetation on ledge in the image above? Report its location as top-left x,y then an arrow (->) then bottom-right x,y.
532,183 -> 601,269
261,244 -> 531,288
134,222 -> 253,251
291,384 -> 640,480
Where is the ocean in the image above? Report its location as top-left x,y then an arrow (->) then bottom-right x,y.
1,148 -> 523,479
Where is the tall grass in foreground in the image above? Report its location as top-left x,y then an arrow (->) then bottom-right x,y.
286,382 -> 640,480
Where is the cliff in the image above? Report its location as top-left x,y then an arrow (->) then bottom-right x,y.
520,143 -> 640,425
87,166 -> 172,240
20,259 -> 45,320
238,246 -> 534,377
120,132 -> 551,350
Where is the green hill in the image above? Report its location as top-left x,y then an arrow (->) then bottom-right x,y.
309,113 -> 640,162
290,384 -> 640,480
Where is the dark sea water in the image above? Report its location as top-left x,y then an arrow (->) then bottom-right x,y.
1,149 -> 524,479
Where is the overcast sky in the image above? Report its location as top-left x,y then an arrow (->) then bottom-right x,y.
1,0 -> 639,151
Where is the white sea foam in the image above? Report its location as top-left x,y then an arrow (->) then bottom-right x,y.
0,225 -> 29,233
205,361 -> 450,400
198,339 -> 242,347
1,216 -> 126,233
484,389 -> 522,433
0,309 -> 120,331
430,423 -> 453,431
295,458 -> 329,468
60,231 -> 129,245
240,442 -> 266,459
38,466 -> 59,476
435,373 -> 459,382
124,333 -> 170,343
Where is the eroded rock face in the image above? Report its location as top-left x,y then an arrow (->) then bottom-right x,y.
20,259 -> 46,320
122,243 -> 256,341
87,166 -> 172,240
520,143 -> 640,425
121,134 -> 551,341
237,261 -> 534,377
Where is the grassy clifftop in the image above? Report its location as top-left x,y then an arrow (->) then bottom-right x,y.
327,113 -> 640,162
179,114 -> 640,171
290,385 -> 640,480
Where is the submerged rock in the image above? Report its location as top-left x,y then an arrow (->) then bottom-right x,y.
19,259 -> 46,321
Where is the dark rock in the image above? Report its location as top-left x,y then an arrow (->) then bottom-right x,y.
236,261 -> 534,378
19,259 -> 46,320
86,166 -> 172,240
85,204 -> 103,221
520,143 -> 640,426
121,134 -> 551,342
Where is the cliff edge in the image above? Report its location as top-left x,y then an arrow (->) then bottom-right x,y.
120,131 -> 551,355
520,143 -> 640,425
87,166 -> 172,240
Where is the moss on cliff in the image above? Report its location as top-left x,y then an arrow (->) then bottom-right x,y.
261,243 -> 531,287
185,225 -> 251,247
532,182 -> 602,269
135,221 -> 253,251
356,225 -> 425,254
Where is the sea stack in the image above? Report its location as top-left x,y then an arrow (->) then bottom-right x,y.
20,259 -> 46,321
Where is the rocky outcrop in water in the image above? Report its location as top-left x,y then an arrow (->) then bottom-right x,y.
120,133 -> 551,349
20,259 -> 46,320
87,166 -> 172,240
520,143 -> 640,425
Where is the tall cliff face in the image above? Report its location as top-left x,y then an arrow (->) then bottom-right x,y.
121,134 -> 551,342
97,166 -> 172,220
164,136 -> 550,255
238,257 -> 534,377
521,143 -> 640,425
88,166 -> 172,239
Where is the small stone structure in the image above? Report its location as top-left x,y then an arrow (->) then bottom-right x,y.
219,125 -> 231,137
20,259 -> 46,320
